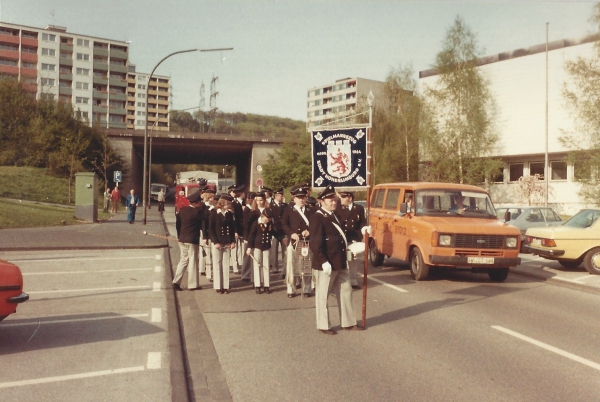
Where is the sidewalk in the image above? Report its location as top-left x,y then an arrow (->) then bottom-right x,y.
0,207 -> 167,251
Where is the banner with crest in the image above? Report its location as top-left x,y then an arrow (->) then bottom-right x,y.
311,127 -> 367,189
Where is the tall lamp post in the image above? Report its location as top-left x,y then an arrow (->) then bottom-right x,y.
142,47 -> 233,224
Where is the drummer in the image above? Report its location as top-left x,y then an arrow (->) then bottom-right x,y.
281,185 -> 314,298
336,191 -> 369,289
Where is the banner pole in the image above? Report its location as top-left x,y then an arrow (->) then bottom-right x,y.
362,92 -> 374,329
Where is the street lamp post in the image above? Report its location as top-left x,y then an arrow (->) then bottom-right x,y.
142,47 -> 233,224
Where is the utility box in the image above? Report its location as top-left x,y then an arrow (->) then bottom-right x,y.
75,172 -> 98,222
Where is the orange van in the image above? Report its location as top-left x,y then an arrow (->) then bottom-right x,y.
368,182 -> 521,282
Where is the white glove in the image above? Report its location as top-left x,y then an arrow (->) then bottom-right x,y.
321,261 -> 332,276
361,225 -> 372,235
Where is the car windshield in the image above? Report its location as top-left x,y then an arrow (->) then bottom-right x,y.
151,185 -> 165,192
563,209 -> 600,229
414,189 -> 496,218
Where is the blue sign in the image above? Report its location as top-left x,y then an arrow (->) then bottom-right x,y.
114,171 -> 122,183
311,128 -> 367,188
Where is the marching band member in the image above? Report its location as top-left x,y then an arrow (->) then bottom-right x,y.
229,184 -> 245,274
269,187 -> 288,274
246,207 -> 274,294
282,185 -> 314,298
240,192 -> 257,283
209,194 -> 236,294
200,188 -> 216,281
336,191 -> 369,290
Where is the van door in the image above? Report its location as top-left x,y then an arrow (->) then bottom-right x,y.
382,188 -> 401,257
390,189 -> 412,261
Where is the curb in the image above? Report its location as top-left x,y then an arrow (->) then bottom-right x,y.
0,245 -> 167,252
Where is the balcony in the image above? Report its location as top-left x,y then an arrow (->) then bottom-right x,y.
110,92 -> 127,101
109,77 -> 127,87
23,83 -> 37,93
93,76 -> 108,85
93,47 -> 109,57
21,52 -> 37,63
93,90 -> 108,100
59,58 -> 73,67
59,73 -> 73,81
94,62 -> 109,71
0,65 -> 19,75
108,121 -> 127,129
59,86 -> 72,95
109,63 -> 127,73
0,49 -> 19,60
109,107 -> 127,116
60,43 -> 73,52
21,37 -> 38,47
93,105 -> 108,113
0,35 -> 20,45
21,67 -> 38,78
110,49 -> 128,60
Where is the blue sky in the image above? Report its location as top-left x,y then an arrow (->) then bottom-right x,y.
2,1 -> 597,121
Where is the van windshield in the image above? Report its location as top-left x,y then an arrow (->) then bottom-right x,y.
414,189 -> 496,218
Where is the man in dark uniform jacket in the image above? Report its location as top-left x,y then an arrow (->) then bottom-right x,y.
282,185 -> 313,297
309,185 -> 361,334
172,190 -> 206,291
229,184 -> 245,273
337,191 -> 368,289
241,192 -> 257,282
269,187 -> 287,273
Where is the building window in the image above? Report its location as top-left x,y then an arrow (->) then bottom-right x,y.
42,33 -> 56,42
75,81 -> 89,90
76,97 -> 89,104
137,120 -> 145,125
551,161 -> 567,181
76,68 -> 90,76
529,162 -> 545,178
137,93 -> 145,98
41,93 -> 55,100
41,63 -> 56,71
137,102 -> 145,107
21,46 -> 37,54
137,111 -> 146,116
137,84 -> 146,90
76,53 -> 90,61
509,163 -> 523,182
41,78 -> 55,86
22,61 -> 36,69
42,48 -> 56,57
0,58 -> 18,67
492,166 -> 504,183
77,38 -> 90,47
315,99 -> 321,106
0,43 -> 18,51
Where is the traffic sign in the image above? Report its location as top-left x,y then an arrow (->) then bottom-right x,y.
114,171 -> 122,183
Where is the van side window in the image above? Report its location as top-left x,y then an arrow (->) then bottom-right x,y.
373,190 -> 385,208
385,189 -> 400,210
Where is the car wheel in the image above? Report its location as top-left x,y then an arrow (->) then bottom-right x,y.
369,239 -> 384,267
583,247 -> 600,275
558,259 -> 583,269
410,247 -> 429,281
488,268 -> 509,282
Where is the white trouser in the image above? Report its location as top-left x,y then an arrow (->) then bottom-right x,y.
172,242 -> 199,289
314,269 -> 356,330
200,239 -> 212,279
252,248 -> 271,288
212,244 -> 231,290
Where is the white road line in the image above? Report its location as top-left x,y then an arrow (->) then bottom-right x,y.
573,275 -> 596,282
155,254 -> 162,260
361,274 -> 408,293
27,285 -> 152,294
0,313 -> 149,328
8,256 -> 156,263
153,282 -> 161,291
492,326 -> 600,371
151,308 -> 161,323
154,265 -> 162,273
0,366 -> 145,389
147,352 -> 162,369
23,268 -> 153,276
553,276 -> 586,285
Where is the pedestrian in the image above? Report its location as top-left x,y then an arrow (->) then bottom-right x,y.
126,189 -> 139,224
103,187 -> 111,213
336,191 -> 369,290
157,188 -> 166,213
209,194 -> 236,294
240,192 -> 258,283
199,188 -> 216,281
282,185 -> 314,298
172,191 -> 206,291
111,186 -> 121,213
247,207 -> 274,294
309,185 -> 362,335
269,187 -> 288,273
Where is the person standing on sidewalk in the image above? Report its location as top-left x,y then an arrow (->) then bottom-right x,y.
240,192 -> 258,283
111,186 -> 121,213
246,208 -> 274,294
103,187 -> 111,213
157,188 -> 166,213
126,189 -> 140,224
269,187 -> 287,273
200,188 -> 216,281
172,191 -> 206,291
309,185 -> 362,335
209,194 -> 236,294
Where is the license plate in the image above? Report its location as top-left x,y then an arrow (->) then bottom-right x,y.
532,238 -> 542,246
467,257 -> 495,264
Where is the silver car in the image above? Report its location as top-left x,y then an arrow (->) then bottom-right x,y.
496,206 -> 564,242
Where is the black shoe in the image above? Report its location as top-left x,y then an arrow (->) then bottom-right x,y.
200,272 -> 206,276
223,289 -> 230,294
287,293 -> 295,298
352,285 -> 362,290
216,289 -> 222,294
172,284 -> 183,291
302,293 -> 311,299
264,287 -> 270,294
256,287 -> 262,294
342,325 -> 365,331
189,286 -> 202,291
319,329 -> 337,335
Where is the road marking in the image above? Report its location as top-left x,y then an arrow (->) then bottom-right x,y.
22,268 -> 153,275
492,326 -> 600,371
155,254 -> 162,260
27,285 -> 152,294
151,308 -> 161,323
0,366 -> 145,389
553,276 -> 586,285
0,313 -> 149,328
153,282 -> 161,291
147,352 -> 161,369
155,265 -> 162,273
361,274 -> 408,293
573,275 -> 596,282
8,256 -> 156,263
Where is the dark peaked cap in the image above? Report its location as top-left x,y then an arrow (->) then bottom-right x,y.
317,185 -> 336,200
186,191 -> 202,203
290,185 -> 307,197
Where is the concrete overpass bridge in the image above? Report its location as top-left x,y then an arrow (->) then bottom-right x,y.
105,128 -> 285,195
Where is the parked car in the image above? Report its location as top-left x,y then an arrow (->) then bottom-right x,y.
496,206 -> 563,242
0,259 -> 29,322
523,208 -> 600,274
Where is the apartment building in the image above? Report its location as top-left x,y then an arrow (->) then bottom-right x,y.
0,22 -> 170,131
306,77 -> 385,129
419,34 -> 599,214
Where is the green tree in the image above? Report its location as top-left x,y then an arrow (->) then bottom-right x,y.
561,4 -> 600,204
0,78 -> 37,166
421,16 -> 502,185
262,133 -> 312,190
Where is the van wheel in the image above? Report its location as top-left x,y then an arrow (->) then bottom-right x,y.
558,259 -> 582,269
583,247 -> 600,275
369,239 -> 384,267
488,268 -> 509,282
410,248 -> 429,280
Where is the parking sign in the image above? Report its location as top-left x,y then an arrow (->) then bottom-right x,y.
114,171 -> 122,183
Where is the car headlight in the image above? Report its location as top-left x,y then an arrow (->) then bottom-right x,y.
439,235 -> 452,246
506,237 -> 518,248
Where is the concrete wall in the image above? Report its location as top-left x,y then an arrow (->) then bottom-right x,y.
249,143 -> 280,192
